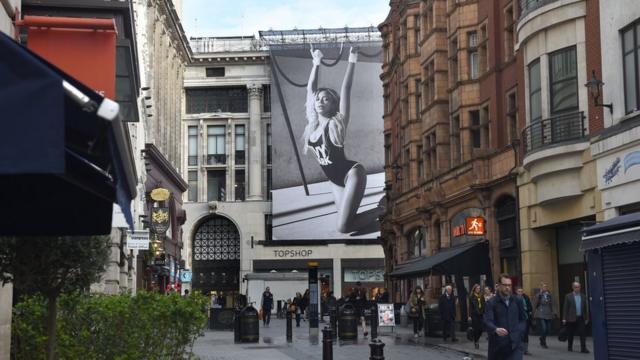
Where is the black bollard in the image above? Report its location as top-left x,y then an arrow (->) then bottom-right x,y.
370,304 -> 378,339
329,308 -> 337,341
234,308 -> 241,344
322,326 -> 333,360
286,310 -> 293,343
369,339 -> 385,360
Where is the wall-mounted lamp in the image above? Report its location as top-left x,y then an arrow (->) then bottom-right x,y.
585,70 -> 613,114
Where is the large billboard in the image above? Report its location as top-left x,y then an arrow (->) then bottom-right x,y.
270,41 -> 385,241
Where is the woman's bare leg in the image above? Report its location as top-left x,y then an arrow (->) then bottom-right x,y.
333,164 -> 367,233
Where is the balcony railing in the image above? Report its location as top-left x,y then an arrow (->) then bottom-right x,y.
522,111 -> 585,155
519,0 -> 560,19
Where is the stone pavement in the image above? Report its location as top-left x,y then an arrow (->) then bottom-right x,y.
191,318 -> 594,360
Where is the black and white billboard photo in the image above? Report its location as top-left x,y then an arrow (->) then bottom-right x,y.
268,31 -> 385,241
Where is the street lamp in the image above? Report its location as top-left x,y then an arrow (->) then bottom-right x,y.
585,70 -> 613,114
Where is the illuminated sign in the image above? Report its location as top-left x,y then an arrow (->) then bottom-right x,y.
466,217 -> 485,236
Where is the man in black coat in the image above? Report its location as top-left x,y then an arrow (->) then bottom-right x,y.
261,287 -> 274,326
439,285 -> 458,342
484,274 -> 527,360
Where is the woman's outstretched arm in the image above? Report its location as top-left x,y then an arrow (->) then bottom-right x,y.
307,45 -> 322,108
340,47 -> 357,127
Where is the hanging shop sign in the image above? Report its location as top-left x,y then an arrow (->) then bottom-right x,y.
150,188 -> 171,201
343,269 -> 384,282
127,230 -> 149,250
180,270 -> 193,283
450,208 -> 485,247
150,207 -> 170,234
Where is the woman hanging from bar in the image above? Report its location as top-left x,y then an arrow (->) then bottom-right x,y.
303,45 -> 367,233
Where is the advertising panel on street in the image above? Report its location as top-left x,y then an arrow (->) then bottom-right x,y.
377,303 -> 395,327
269,34 -> 385,241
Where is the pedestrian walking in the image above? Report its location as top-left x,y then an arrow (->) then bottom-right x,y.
484,273 -> 527,360
533,282 -> 554,349
467,284 -> 485,349
516,287 -> 533,355
484,286 -> 495,302
301,289 -> 310,320
439,285 -> 458,342
293,292 -> 303,326
409,286 -> 427,337
261,286 -> 274,326
353,281 -> 369,337
376,287 -> 390,303
562,282 -> 590,353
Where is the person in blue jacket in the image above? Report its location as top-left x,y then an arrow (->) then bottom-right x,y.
484,274 -> 527,360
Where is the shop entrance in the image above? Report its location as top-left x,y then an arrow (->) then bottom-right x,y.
192,215 -> 241,308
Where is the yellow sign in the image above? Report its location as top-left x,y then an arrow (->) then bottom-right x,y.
150,188 -> 170,201
307,261 -> 319,267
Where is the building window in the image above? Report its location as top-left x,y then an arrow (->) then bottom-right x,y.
206,67 -> 225,77
188,170 -> 198,202
235,125 -> 245,165
470,110 -> 481,148
186,87 -> 248,114
207,125 -> 226,165
415,79 -> 422,119
528,59 -> 542,122
427,133 -> 437,175
427,60 -> 435,103
417,145 -> 424,179
266,123 -> 272,164
404,147 -> 411,189
267,168 -> 272,200
414,15 -> 421,54
188,126 -> 198,166
496,196 -> 517,249
450,37 -> 458,83
451,115 -> 461,166
623,22 -> 640,113
504,4 -> 515,60
507,90 -> 518,144
479,24 -> 487,74
469,51 -> 479,80
235,169 -> 245,201
468,31 -> 477,48
263,85 -> 271,113
207,170 -> 226,201
385,133 -> 392,166
549,46 -> 578,115
265,214 -> 273,241
408,228 -> 424,258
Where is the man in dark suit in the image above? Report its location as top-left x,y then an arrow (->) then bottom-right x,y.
439,285 -> 458,342
562,282 -> 589,353
484,274 -> 527,360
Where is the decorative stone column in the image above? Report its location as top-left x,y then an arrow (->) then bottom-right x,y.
247,83 -> 263,201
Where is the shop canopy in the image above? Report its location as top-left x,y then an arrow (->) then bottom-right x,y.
0,32 -> 136,236
581,212 -> 640,251
388,239 -> 491,278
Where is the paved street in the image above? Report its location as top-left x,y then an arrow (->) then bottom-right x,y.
192,318 -> 594,360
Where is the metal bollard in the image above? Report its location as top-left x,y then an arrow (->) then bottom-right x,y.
329,308 -> 337,341
286,310 -> 293,343
369,338 -> 385,360
370,304 -> 378,339
234,308 -> 241,344
322,326 -> 333,360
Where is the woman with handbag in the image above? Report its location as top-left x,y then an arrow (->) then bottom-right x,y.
409,286 -> 427,338
467,284 -> 485,349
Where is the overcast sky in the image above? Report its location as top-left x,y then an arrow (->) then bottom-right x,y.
181,0 -> 390,38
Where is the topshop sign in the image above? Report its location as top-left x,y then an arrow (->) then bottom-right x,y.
344,269 -> 384,282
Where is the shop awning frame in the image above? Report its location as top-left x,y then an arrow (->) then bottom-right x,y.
581,212 -> 640,251
388,239 -> 491,278
0,31 -> 136,235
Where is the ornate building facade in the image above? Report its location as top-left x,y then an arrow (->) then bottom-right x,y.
381,0 -> 521,320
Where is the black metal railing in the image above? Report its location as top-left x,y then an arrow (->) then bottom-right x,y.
520,0 -> 560,19
205,154 -> 227,165
522,111 -> 585,155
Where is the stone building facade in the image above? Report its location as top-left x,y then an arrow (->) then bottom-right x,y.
381,0 -> 521,311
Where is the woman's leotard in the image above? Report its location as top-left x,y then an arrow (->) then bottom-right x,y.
308,123 -> 358,187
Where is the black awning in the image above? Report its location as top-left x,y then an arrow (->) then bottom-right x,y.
581,212 -> 640,251
388,239 -> 491,278
0,32 -> 136,235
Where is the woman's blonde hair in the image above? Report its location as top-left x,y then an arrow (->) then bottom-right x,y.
303,88 -> 345,153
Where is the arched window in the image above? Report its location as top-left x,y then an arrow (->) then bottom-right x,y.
407,227 -> 425,258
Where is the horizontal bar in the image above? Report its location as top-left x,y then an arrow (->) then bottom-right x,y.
16,15 -> 116,32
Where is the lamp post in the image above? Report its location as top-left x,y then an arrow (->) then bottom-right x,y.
585,70 -> 613,114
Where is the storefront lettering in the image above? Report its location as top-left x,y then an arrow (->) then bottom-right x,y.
273,249 -> 313,258
344,269 -> 384,282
